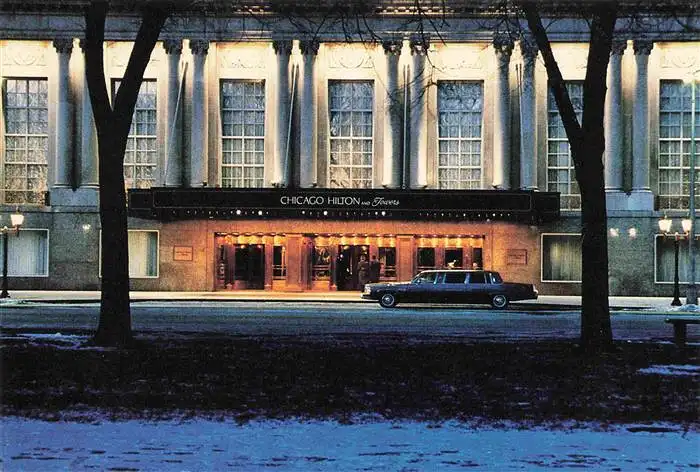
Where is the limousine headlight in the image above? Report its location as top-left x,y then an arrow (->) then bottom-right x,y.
363,286 -> 372,295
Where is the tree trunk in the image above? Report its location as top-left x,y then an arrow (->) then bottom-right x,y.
84,1 -> 170,347
522,2 -> 616,350
575,143 -> 613,348
577,5 -> 617,349
94,135 -> 132,346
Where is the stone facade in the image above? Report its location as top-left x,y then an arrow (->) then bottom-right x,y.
1,8 -> 699,296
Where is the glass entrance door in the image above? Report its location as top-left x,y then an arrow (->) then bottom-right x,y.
215,235 -> 266,290
235,244 -> 265,290
336,245 -> 369,291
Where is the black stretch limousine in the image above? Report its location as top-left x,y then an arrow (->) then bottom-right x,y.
362,269 -> 538,309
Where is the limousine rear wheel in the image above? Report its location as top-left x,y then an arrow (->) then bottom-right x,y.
491,294 -> 508,309
379,292 -> 398,308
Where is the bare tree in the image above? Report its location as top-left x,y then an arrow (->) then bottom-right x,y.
84,0 -> 171,346
517,2 -> 616,350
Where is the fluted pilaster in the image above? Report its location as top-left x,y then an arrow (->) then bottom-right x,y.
493,32 -> 513,189
382,39 -> 402,188
53,38 -> 73,188
409,37 -> 429,188
189,39 -> 208,187
164,39 -> 183,187
273,39 -> 293,187
299,39 -> 319,188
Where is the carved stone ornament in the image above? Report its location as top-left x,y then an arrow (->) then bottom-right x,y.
520,37 -> 538,66
110,42 -> 157,67
327,46 -> 375,69
300,39 -> 320,56
493,32 -> 514,57
382,40 -> 402,56
53,38 -> 73,55
163,39 -> 183,55
409,37 -> 429,56
272,40 -> 293,56
220,48 -> 266,69
610,40 -> 627,56
190,39 -> 209,56
3,43 -> 47,66
436,46 -> 485,71
660,45 -> 700,70
633,40 -> 654,56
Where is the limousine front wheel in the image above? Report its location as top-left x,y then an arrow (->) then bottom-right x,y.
379,293 -> 398,308
491,294 -> 508,309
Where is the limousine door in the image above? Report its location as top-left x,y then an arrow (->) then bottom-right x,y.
405,271 -> 438,303
439,271 -> 469,303
465,271 -> 490,303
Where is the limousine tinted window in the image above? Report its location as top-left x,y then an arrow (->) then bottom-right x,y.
443,272 -> 467,283
469,272 -> 487,284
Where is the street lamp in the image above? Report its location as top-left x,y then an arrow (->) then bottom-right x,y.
1,209 -> 25,299
659,215 -> 694,306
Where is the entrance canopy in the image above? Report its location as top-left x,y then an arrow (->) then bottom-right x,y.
128,188 -> 560,223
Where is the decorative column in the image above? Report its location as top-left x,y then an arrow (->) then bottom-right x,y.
78,39 -> 98,193
53,38 -> 73,189
409,37 -> 429,188
605,40 -> 627,192
164,39 -> 183,187
273,39 -> 292,187
382,40 -> 402,188
631,39 -> 654,209
493,32 -> 513,189
299,39 -> 319,188
189,40 -> 208,187
519,37 -> 538,190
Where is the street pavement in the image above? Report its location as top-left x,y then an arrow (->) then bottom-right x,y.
2,289 -> 699,314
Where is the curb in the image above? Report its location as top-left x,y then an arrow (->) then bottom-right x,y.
0,298 -> 673,313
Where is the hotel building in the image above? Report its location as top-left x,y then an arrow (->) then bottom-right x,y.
0,3 -> 698,295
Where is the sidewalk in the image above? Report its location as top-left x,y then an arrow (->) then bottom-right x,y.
2,289 -> 696,313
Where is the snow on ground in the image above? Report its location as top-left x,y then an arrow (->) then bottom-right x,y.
1,417 -> 698,471
639,364 -> 700,376
668,304 -> 700,313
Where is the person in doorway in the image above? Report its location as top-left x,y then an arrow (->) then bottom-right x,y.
357,255 -> 371,291
369,255 -> 381,283
335,253 -> 349,290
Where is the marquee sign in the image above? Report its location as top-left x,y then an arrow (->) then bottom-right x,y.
128,187 -> 560,223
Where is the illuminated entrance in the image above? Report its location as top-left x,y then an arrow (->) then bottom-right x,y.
215,234 -> 266,290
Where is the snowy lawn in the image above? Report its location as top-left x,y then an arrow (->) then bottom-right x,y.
2,417 -> 698,471
3,333 -> 698,470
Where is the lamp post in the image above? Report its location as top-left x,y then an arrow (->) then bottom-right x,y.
1,209 -> 25,299
684,71 -> 698,304
659,216 -> 684,306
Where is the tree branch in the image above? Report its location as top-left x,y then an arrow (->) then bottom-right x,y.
84,0 -> 112,131
112,3 -> 171,133
581,3 -> 617,139
521,2 -> 583,150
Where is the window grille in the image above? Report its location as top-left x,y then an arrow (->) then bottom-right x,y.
114,79 -> 158,189
2,78 -> 48,204
658,80 -> 700,210
221,80 -> 266,188
328,80 -> 374,188
437,81 -> 483,189
547,82 -> 583,210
